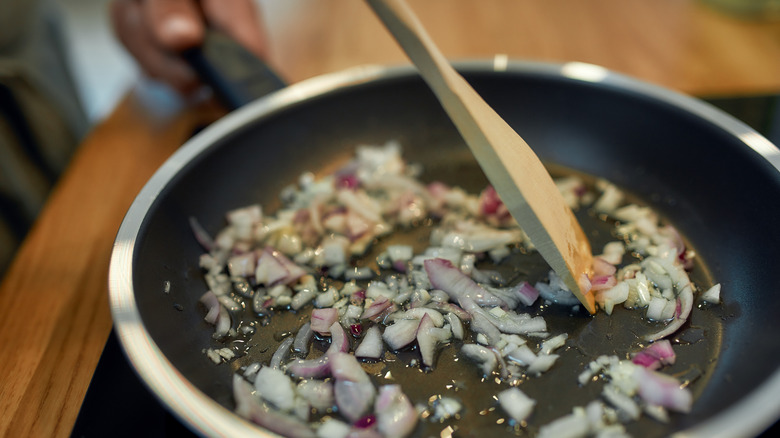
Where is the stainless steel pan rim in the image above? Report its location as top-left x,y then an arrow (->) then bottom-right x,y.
108,59 -> 780,438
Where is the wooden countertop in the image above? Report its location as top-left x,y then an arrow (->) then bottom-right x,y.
1,0 -> 779,436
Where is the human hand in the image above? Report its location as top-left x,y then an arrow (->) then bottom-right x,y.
110,0 -> 270,94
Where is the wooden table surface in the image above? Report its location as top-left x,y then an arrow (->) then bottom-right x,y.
1,0 -> 780,436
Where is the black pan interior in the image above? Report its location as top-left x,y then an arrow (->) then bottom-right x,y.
130,68 -> 780,435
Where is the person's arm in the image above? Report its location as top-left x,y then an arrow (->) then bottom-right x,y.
110,0 -> 269,93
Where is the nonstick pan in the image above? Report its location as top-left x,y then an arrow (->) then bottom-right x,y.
109,59 -> 780,437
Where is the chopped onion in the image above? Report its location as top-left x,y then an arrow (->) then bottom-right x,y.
199,291 -> 221,324
327,322 -> 350,354
293,322 -> 314,355
382,318 -> 421,351
603,384 -> 641,420
424,301 -> 471,321
330,353 -> 376,423
701,283 -> 721,304
445,312 -> 465,340
644,285 -> 694,342
255,366 -> 297,412
355,325 -> 384,360
631,340 -> 676,370
536,278 -> 580,306
537,408 -> 590,438
634,366 -> 692,413
227,252 -> 256,277
506,344 -> 537,367
416,314 -> 450,367
375,385 -> 417,438
316,419 -> 351,438
311,308 -> 339,334
287,356 -> 331,379
214,305 -> 231,338
270,337 -> 294,369
195,144 -> 718,437
596,281 -> 630,315
539,333 -> 568,356
498,387 -> 535,423
423,258 -> 505,307
460,344 -> 497,376
360,296 -> 394,321
249,406 -> 316,438
514,282 -> 540,307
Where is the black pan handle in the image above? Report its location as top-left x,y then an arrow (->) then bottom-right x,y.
181,29 -> 287,111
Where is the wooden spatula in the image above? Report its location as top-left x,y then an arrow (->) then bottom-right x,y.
366,0 -> 596,313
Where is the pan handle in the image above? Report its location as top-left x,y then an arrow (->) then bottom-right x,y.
181,28 -> 287,111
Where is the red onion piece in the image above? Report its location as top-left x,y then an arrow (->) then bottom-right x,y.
360,296 -> 393,321
469,312 -> 502,346
255,247 -> 291,286
311,308 -> 339,334
346,212 -> 372,241
590,275 -> 617,292
460,343 -> 497,376
273,248 -> 308,284
425,181 -> 450,215
506,345 -> 537,366
293,322 -> 314,355
336,173 -> 360,189
287,356 -> 331,379
330,352 -> 371,383
416,314 -> 438,367
327,321 -> 350,354
199,291 -> 221,324
634,367 -> 693,413
644,286 -> 694,341
578,273 -> 593,295
214,306 -> 231,338
375,385 -> 417,438
392,308 -> 445,327
296,379 -> 334,411
254,366 -> 296,411
270,337 -> 294,369
355,325 -> 384,360
233,375 -> 316,438
526,353 -> 559,375
227,252 -> 256,277
424,258 -> 504,308
354,414 -> 377,429
330,353 -> 376,423
249,400 -> 317,438
233,374 -> 255,420
592,257 -> 617,277
256,247 -> 307,286
382,319 -> 421,351
479,185 -> 502,215
424,301 -> 471,321
631,339 -> 676,370
514,282 -> 540,307
351,290 -> 366,306
490,346 -> 510,379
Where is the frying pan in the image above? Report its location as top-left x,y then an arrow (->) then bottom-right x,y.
109,53 -> 780,437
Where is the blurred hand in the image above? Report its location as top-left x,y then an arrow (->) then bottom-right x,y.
111,0 -> 270,94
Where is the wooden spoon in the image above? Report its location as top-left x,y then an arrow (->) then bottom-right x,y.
366,0 -> 596,313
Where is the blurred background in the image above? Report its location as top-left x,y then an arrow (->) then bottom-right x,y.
60,0 -> 780,133
61,0 -> 135,122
